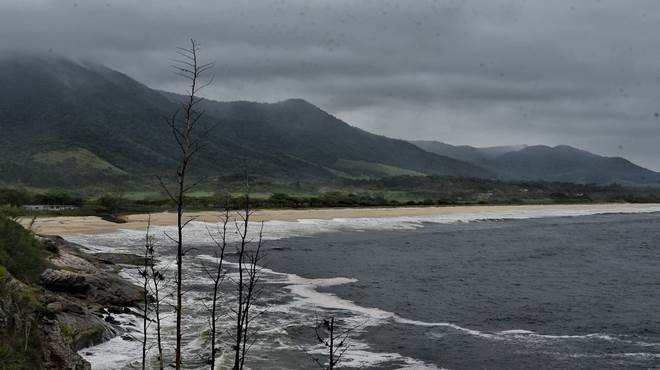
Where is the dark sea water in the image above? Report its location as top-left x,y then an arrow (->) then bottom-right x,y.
262,213 -> 660,369
75,210 -> 660,369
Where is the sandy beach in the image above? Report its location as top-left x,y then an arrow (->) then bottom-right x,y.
19,203 -> 660,236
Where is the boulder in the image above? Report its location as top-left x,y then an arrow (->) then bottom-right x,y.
93,252 -> 153,266
62,302 -> 85,315
40,269 -> 90,293
46,302 -> 64,314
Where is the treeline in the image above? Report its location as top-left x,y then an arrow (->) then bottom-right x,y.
342,175 -> 660,204
3,176 -> 660,217
1,189 -> 402,216
0,188 -> 84,207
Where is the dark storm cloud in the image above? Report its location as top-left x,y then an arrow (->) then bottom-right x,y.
1,0 -> 659,169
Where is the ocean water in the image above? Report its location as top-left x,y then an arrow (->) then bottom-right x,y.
69,205 -> 660,369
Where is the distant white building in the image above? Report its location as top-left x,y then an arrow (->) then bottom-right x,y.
21,204 -> 80,211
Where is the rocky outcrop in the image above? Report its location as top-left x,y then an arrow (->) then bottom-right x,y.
94,252 -> 154,266
41,269 -> 90,293
40,266 -> 142,306
36,235 -> 144,370
0,269 -> 48,369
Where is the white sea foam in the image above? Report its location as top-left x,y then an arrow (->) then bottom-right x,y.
67,204 -> 660,253
72,205 -> 660,369
197,255 -> 444,368
496,330 -> 616,341
78,247 -> 446,369
79,311 -> 145,369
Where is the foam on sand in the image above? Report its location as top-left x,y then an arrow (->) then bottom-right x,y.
27,203 -> 660,236
66,203 -> 660,252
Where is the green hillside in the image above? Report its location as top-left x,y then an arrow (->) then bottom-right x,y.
0,55 -> 491,191
4,54 -> 656,193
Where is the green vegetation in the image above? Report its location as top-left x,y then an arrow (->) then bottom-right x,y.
2,56 -> 660,197
0,188 -> 82,208
333,159 -> 425,179
0,216 -> 46,282
0,56 -> 490,193
0,265 -> 43,370
32,147 -> 127,175
60,323 -> 75,339
415,141 -> 660,186
0,217 -> 47,369
0,265 -> 44,370
2,175 -> 660,218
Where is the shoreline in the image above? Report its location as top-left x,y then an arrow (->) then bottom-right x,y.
20,203 -> 660,236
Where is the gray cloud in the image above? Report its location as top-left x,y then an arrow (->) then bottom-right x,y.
2,0 -> 660,169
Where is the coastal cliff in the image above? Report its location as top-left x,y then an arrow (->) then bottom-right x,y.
0,228 -> 143,369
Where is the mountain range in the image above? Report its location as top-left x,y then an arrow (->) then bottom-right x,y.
411,141 -> 660,186
0,55 -> 490,190
1,54 -> 658,191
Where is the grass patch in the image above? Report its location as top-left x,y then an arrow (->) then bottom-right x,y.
0,217 -> 46,282
333,159 -> 425,179
32,147 -> 126,175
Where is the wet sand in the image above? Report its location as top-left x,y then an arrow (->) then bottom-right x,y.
19,203 -> 660,235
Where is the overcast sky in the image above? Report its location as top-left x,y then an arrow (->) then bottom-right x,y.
2,0 -> 660,169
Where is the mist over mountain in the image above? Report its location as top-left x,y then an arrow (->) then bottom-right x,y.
412,141 -> 527,165
1,54 -> 658,191
0,55 -> 489,190
412,140 -> 660,186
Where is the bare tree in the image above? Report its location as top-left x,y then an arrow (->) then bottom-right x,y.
204,205 -> 230,369
307,316 -> 355,370
239,223 -> 264,370
148,231 -> 166,370
157,38 -> 213,370
138,216 -> 166,370
139,219 -> 150,370
232,176 -> 266,370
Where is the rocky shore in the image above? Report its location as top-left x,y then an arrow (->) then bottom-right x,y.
36,235 -> 143,369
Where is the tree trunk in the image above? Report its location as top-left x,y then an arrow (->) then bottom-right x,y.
329,317 -> 334,370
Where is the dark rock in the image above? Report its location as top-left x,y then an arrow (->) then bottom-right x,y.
37,234 -> 65,245
63,302 -> 85,315
40,267 -> 142,308
99,213 -> 128,224
46,302 -> 64,313
40,269 -> 89,293
93,253 -> 153,266
108,305 -> 133,314
107,305 -> 123,314
41,294 -> 58,304
0,306 -> 6,329
34,235 -> 144,369
43,238 -> 61,254
72,318 -> 112,350
84,274 -> 143,306
41,311 -> 96,370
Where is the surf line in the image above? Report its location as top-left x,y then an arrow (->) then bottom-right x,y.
206,256 -> 660,348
